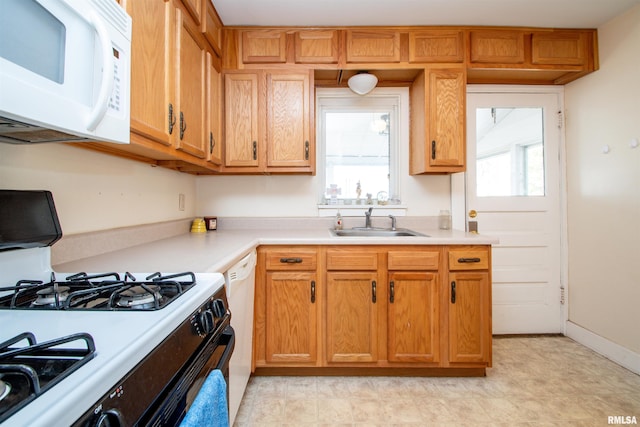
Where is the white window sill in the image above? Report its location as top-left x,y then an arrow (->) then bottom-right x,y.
317,204 -> 407,217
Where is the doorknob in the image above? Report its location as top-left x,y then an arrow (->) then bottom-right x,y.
468,210 -> 478,234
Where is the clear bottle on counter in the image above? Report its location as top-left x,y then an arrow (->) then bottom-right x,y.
334,211 -> 343,230
438,210 -> 451,230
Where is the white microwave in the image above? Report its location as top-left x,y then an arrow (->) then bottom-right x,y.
0,0 -> 131,144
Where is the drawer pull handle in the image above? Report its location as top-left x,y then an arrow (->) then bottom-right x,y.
451,281 -> 456,304
311,280 -> 316,303
280,257 -> 302,264
458,257 -> 481,263
389,281 -> 395,303
372,280 -> 377,304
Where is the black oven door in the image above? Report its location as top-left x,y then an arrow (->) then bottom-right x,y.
141,325 -> 235,427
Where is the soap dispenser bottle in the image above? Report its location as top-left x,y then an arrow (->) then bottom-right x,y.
335,211 -> 343,230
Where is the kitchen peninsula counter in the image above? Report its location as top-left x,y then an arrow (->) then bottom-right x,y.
54,218 -> 498,274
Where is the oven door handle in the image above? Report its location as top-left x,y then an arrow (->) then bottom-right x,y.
215,326 -> 235,370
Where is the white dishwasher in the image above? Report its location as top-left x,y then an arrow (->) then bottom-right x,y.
224,249 -> 257,426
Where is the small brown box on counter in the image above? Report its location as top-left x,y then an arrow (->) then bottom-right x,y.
204,217 -> 217,231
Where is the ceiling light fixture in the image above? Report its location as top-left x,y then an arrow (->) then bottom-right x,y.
347,72 -> 378,95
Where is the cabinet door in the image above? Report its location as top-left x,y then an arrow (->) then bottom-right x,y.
428,68 -> 466,170
531,31 -> 587,66
469,30 -> 525,64
126,0 -> 173,146
346,30 -> 401,63
265,272 -> 317,364
174,7 -> 206,158
410,67 -> 466,174
448,272 -> 491,364
266,72 -> 312,168
206,52 -> 222,165
242,30 -> 287,64
409,30 -> 464,63
326,272 -> 379,363
224,73 -> 260,167
388,272 -> 440,363
294,30 -> 339,64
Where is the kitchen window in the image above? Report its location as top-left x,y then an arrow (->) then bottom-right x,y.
317,88 -> 405,211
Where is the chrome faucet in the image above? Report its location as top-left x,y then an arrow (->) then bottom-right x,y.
388,214 -> 396,231
364,207 -> 373,229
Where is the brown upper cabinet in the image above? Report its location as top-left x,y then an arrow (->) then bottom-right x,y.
295,30 -> 340,64
531,31 -> 588,66
409,30 -> 465,63
469,29 -> 525,64
241,30 -> 287,63
410,67 -> 466,174
223,70 -> 315,174
345,30 -> 401,63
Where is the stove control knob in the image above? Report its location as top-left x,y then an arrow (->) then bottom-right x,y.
195,309 -> 215,335
95,409 -> 123,426
211,298 -> 227,318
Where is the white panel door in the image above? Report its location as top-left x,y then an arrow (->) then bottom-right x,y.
466,89 -> 563,334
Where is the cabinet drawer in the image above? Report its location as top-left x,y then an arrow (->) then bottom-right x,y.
448,248 -> 489,270
265,250 -> 317,270
388,251 -> 439,270
326,249 -> 378,270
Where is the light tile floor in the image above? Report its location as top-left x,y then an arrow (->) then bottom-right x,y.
233,336 -> 640,426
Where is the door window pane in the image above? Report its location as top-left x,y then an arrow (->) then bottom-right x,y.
475,107 -> 545,197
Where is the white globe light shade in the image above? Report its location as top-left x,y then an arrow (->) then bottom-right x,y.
347,73 -> 378,95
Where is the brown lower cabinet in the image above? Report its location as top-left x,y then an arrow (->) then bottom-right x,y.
254,245 -> 492,375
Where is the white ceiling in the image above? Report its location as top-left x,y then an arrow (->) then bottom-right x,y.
213,0 -> 639,28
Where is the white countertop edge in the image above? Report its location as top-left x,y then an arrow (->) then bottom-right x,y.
54,228 -> 498,276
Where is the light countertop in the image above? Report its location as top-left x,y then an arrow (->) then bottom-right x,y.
54,225 -> 498,274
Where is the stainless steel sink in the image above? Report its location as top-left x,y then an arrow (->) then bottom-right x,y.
329,228 -> 427,237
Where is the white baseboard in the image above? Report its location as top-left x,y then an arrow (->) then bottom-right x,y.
566,321 -> 640,375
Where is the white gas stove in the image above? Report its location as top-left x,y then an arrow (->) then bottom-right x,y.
0,191 -> 231,426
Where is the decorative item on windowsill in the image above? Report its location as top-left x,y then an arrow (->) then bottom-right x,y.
326,184 -> 341,205
376,191 -> 388,206
366,193 -> 373,205
347,71 -> 378,95
355,181 -> 362,204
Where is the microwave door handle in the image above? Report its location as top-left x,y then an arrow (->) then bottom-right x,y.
85,11 -> 115,132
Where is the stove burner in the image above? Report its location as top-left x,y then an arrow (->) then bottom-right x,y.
0,272 -> 197,311
116,285 -> 162,309
0,378 -> 10,402
31,286 -> 70,307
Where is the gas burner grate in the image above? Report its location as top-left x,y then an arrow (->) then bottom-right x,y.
0,272 -> 197,311
0,332 -> 95,423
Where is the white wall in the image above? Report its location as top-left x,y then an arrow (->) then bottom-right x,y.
0,144 -> 197,234
564,4 -> 640,353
